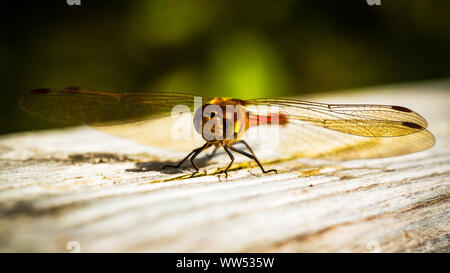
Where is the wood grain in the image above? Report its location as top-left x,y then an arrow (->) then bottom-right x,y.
0,81 -> 449,252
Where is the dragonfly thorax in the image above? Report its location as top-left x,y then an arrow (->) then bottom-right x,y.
193,102 -> 249,143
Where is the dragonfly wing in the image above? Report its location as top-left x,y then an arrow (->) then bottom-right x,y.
19,88 -> 207,126
20,88 -> 208,151
95,115 -> 205,152
246,98 -> 429,137
245,122 -> 434,159
244,98 -> 435,159
253,121 -> 435,160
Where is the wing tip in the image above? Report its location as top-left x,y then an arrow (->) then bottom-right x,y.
402,121 -> 425,130
391,105 -> 413,113
391,105 -> 429,129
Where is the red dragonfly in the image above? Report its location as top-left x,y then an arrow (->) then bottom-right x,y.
19,87 -> 435,177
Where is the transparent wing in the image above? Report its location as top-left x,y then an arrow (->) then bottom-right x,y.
19,88 -> 208,151
244,98 -> 435,159
96,115 -> 205,152
246,98 -> 429,137
244,123 -> 434,160
19,87 -> 208,126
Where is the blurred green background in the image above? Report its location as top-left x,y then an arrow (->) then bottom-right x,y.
1,0 -> 449,134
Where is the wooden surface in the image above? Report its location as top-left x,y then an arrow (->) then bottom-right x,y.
0,81 -> 449,252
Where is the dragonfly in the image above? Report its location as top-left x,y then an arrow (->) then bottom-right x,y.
19,87 -> 435,177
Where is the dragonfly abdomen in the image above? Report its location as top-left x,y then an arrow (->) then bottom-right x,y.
249,112 -> 289,127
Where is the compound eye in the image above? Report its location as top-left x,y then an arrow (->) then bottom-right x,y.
210,112 -> 216,118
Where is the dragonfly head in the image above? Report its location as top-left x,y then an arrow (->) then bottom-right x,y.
193,103 -> 249,142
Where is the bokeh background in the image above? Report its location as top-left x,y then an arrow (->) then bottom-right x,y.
1,0 -> 449,134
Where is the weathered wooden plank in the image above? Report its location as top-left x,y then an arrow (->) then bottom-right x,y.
0,81 -> 449,252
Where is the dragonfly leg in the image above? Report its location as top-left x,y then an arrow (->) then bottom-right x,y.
189,143 -> 212,177
162,142 -> 210,171
229,145 -> 277,175
232,140 -> 257,158
162,149 -> 197,170
222,145 -> 235,179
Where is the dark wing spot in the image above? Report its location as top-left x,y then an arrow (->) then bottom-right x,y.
64,86 -> 82,91
402,121 -> 423,130
391,105 -> 412,113
30,88 -> 52,94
